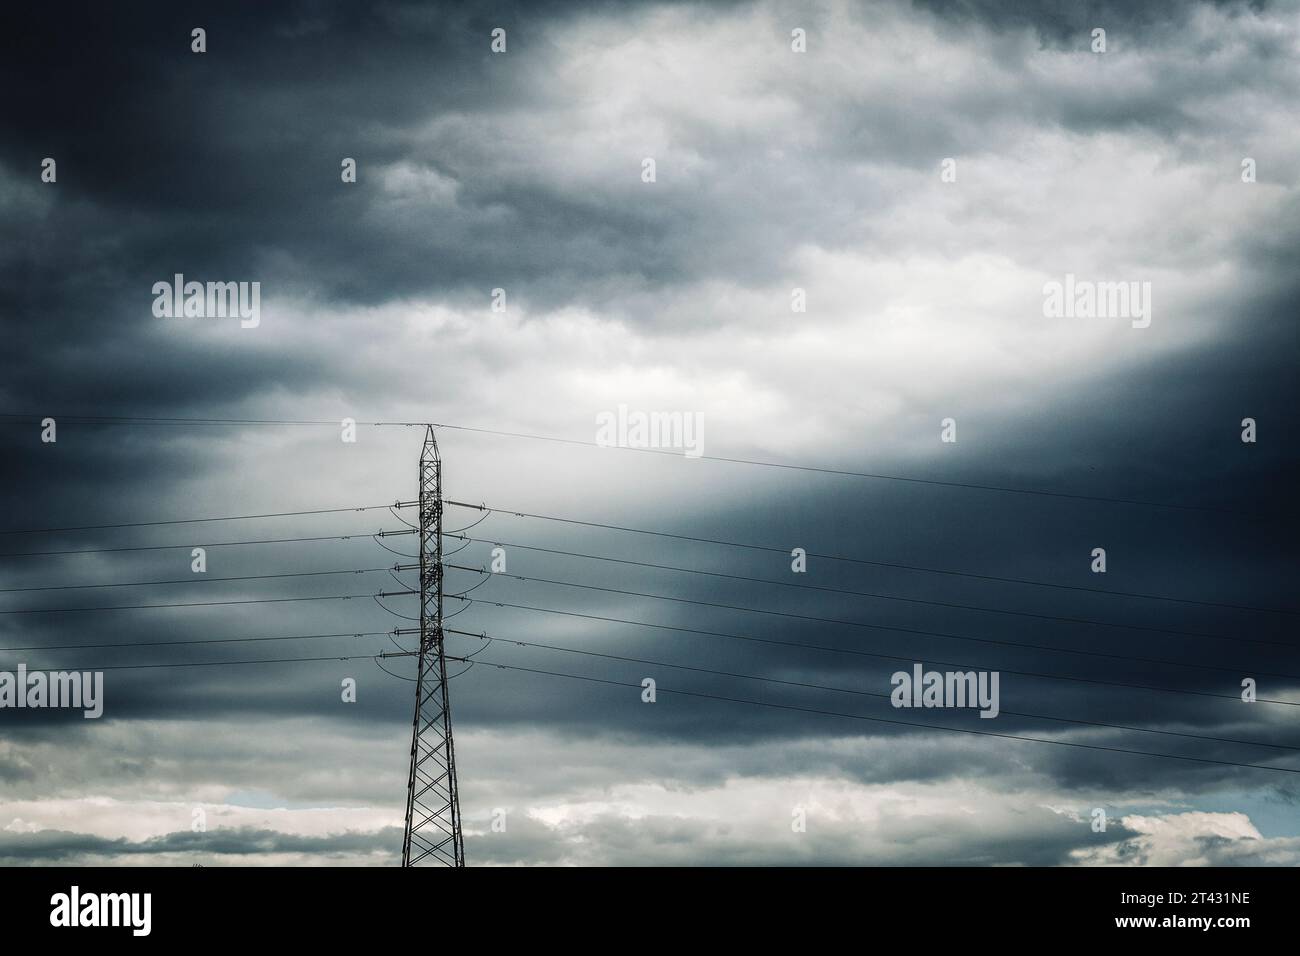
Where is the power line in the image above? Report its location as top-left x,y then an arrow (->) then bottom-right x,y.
0,566 -> 395,594
374,656 -> 419,682
0,503 -> 412,537
444,593 -> 1300,706
8,636 -> 1289,772
444,628 -> 1300,752
444,657 -> 1300,775
0,530 -> 411,559
373,594 -> 421,622
425,422 -> 1240,514
447,533 -> 1275,648
0,413 -> 1240,514
0,630 -> 394,652
0,592 -> 379,615
0,414 -> 367,426
445,500 -> 1298,617
7,652 -> 396,672
5,545 -> 1267,697
446,564 -> 1298,667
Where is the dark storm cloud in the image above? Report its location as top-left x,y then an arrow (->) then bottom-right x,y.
0,825 -> 402,863
1,0 -> 674,316
4,0 -> 1291,340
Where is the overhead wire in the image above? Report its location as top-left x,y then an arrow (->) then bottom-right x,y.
0,592 -> 381,615
443,656 -> 1300,775
444,565 -> 1298,672
443,500 -> 1297,617
0,566 -> 398,595
0,530 -> 398,560
0,413 -> 1245,515
443,628 -> 1299,752
0,503 -> 413,537
444,533 -> 1283,647
443,593 -> 1300,707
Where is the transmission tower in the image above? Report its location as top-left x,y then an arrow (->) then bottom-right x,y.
400,425 -> 465,866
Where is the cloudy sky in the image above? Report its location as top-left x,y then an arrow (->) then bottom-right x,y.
0,0 -> 1297,866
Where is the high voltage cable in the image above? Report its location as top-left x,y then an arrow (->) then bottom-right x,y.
0,530 -> 412,559
6,630 -> 1291,761
445,500 -> 1297,617
0,630 -> 394,652
0,503 -> 412,537
0,413 -> 1237,514
443,628 -> 1299,752
9,653 -> 394,672
447,533 -> 1280,648
0,567 -> 396,594
442,657 -> 1300,775
0,426 -> 1277,609
446,565 -> 1299,668
0,593 -> 379,615
6,640 -> 1285,774
374,656 -> 419,682
0,414 -> 358,426
1,509 -> 1278,646
0,567 -> 395,594
424,422 -> 1240,515
0,517 -> 1284,700
444,593 -> 1300,706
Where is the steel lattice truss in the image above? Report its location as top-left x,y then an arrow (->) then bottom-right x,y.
401,426 -> 465,867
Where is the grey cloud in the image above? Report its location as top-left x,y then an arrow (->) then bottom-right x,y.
0,825 -> 402,864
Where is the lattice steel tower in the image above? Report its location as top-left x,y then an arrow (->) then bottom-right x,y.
400,425 -> 465,866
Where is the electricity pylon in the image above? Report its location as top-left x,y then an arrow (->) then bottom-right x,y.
400,425 -> 465,866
